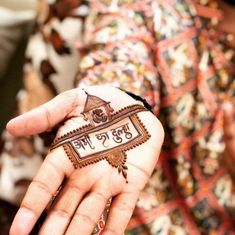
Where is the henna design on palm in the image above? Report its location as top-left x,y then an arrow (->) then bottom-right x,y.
50,91 -> 151,182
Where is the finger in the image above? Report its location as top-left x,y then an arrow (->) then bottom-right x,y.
102,190 -> 139,235
65,186 -> 111,235
10,148 -> 72,235
39,176 -> 94,235
7,89 -> 78,136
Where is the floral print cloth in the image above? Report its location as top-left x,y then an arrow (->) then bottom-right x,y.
0,0 -> 235,234
76,0 -> 235,234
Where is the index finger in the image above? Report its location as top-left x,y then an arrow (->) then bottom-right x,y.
9,148 -> 73,235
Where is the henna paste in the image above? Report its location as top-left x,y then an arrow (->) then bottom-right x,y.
50,91 -> 151,182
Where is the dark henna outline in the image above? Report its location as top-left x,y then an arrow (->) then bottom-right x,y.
50,92 -> 151,182
51,105 -> 147,148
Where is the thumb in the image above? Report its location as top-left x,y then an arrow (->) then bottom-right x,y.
7,89 -> 78,136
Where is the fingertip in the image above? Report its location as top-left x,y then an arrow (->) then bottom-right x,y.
6,117 -> 25,137
6,119 -> 17,136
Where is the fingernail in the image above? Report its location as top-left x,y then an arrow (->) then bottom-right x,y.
10,208 -> 35,235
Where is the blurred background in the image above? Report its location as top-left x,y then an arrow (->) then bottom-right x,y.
0,0 -> 36,10
0,0 -> 82,233
0,0 -> 37,131
0,1 -> 37,233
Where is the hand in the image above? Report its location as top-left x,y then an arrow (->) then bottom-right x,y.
7,86 -> 164,235
223,102 -> 235,177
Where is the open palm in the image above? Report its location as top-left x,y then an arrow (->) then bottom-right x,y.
8,86 -> 164,235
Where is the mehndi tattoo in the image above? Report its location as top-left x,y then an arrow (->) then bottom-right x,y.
50,91 -> 151,182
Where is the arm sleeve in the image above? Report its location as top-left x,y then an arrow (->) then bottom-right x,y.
76,0 -> 160,115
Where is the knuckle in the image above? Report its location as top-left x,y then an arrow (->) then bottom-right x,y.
31,179 -> 53,197
67,183 -> 86,196
115,201 -> 135,215
74,212 -> 96,227
51,208 -> 71,219
46,159 -> 64,180
91,191 -> 109,202
20,204 -> 38,218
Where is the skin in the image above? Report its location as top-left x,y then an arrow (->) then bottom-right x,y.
7,86 -> 164,235
7,1 -> 235,234
7,88 -> 233,235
